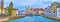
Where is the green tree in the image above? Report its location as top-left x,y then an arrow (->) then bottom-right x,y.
36,11 -> 39,15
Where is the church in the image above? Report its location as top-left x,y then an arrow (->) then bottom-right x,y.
0,0 -> 18,16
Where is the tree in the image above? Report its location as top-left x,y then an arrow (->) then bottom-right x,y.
36,11 -> 39,16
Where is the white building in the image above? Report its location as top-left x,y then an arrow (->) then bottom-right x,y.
44,6 -> 51,17
56,7 -> 60,17
46,2 -> 58,17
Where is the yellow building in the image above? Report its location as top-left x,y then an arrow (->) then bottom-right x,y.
50,2 -> 58,12
4,7 -> 18,17
5,7 -> 18,16
50,5 -> 55,12
11,8 -> 18,16
0,7 -> 5,14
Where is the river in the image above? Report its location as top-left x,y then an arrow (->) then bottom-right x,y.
7,16 -> 60,22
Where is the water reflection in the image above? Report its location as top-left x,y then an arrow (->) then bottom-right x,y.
5,16 -> 60,22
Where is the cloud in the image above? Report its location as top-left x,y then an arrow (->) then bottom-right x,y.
4,0 -> 60,6
4,0 -> 60,10
12,0 -> 50,6
4,0 -> 10,7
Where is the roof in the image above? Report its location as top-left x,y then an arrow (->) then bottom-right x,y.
0,14 -> 9,16
4,7 -> 18,10
58,3 -> 60,7
28,8 -> 45,11
13,8 -> 18,10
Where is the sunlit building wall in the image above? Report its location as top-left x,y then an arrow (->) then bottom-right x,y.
0,0 -> 4,14
44,6 -> 52,17
1,0 -> 4,13
11,8 -> 18,16
27,8 -> 45,16
50,2 -> 58,17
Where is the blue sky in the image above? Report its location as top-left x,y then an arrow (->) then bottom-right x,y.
4,0 -> 60,11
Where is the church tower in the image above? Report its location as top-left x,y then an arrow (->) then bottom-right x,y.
0,0 -> 4,13
8,0 -> 13,15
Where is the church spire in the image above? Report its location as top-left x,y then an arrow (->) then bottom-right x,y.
10,0 -> 12,2
8,0 -> 13,15
9,0 -> 13,9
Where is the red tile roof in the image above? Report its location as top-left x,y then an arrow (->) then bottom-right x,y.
28,8 -> 45,11
3,7 -> 18,10
58,3 -> 60,7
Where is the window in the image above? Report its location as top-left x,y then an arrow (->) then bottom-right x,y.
58,10 -> 60,12
57,14 -> 60,16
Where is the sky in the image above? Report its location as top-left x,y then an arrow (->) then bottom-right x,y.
4,0 -> 60,11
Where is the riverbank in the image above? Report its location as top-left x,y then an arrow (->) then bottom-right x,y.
0,16 -> 25,22
8,16 -> 25,20
4,16 -> 60,22
42,16 -> 60,20
0,17 -> 9,21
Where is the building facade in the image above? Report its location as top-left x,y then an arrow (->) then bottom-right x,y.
56,3 -> 60,17
45,2 -> 60,17
11,8 -> 18,16
0,0 -> 4,14
56,7 -> 60,17
44,6 -> 52,17
27,8 -> 45,16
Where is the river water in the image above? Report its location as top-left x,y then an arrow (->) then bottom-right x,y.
7,16 -> 60,22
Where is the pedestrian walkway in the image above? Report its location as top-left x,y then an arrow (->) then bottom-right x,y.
0,17 -> 9,21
